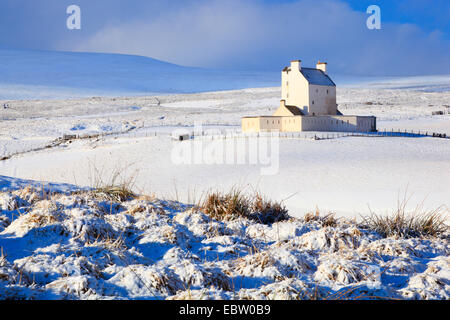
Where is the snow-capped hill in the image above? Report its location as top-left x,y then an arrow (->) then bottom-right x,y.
0,49 -> 278,100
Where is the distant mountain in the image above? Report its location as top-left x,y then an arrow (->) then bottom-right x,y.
0,49 -> 279,100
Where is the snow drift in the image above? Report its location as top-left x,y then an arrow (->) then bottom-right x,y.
0,185 -> 448,300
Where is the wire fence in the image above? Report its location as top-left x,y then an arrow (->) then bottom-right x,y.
168,128 -> 448,141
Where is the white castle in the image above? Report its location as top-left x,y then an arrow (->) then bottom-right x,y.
242,60 -> 376,133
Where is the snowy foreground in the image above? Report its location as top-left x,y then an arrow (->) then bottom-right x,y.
0,186 -> 448,300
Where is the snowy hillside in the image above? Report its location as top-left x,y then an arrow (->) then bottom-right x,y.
0,49 -> 278,100
0,185 -> 448,300
2,49 -> 449,101
339,74 -> 450,92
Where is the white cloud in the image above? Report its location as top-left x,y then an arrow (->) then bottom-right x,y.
59,0 -> 449,75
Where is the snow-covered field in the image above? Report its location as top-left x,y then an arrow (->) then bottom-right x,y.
0,85 -> 449,217
0,49 -> 449,299
0,187 -> 448,300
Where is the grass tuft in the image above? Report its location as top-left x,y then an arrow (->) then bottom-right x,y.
88,162 -> 138,202
252,193 -> 290,224
93,185 -> 136,202
201,188 -> 290,224
201,188 -> 251,222
361,201 -> 448,238
303,209 -> 337,227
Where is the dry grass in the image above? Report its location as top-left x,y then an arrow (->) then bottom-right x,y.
201,188 -> 290,224
93,185 -> 136,202
304,209 -> 337,227
201,188 -> 251,221
25,212 -> 60,227
85,234 -> 127,251
88,162 -> 138,202
362,200 -> 449,238
252,193 -> 290,224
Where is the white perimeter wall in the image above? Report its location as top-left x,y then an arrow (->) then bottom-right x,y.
243,116 -> 376,132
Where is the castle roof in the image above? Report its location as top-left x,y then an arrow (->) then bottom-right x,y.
284,105 -> 305,115
300,68 -> 335,86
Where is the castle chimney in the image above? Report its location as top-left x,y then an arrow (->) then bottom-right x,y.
290,60 -> 301,71
316,61 -> 327,74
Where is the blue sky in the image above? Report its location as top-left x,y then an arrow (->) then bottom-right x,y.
344,0 -> 450,35
264,0 -> 450,36
0,0 -> 449,76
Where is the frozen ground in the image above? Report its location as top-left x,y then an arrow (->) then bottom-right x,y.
0,187 -> 448,300
0,84 -> 449,217
1,132 -> 449,218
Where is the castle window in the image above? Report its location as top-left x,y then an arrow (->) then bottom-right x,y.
312,100 -> 314,105
327,89 -> 329,94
